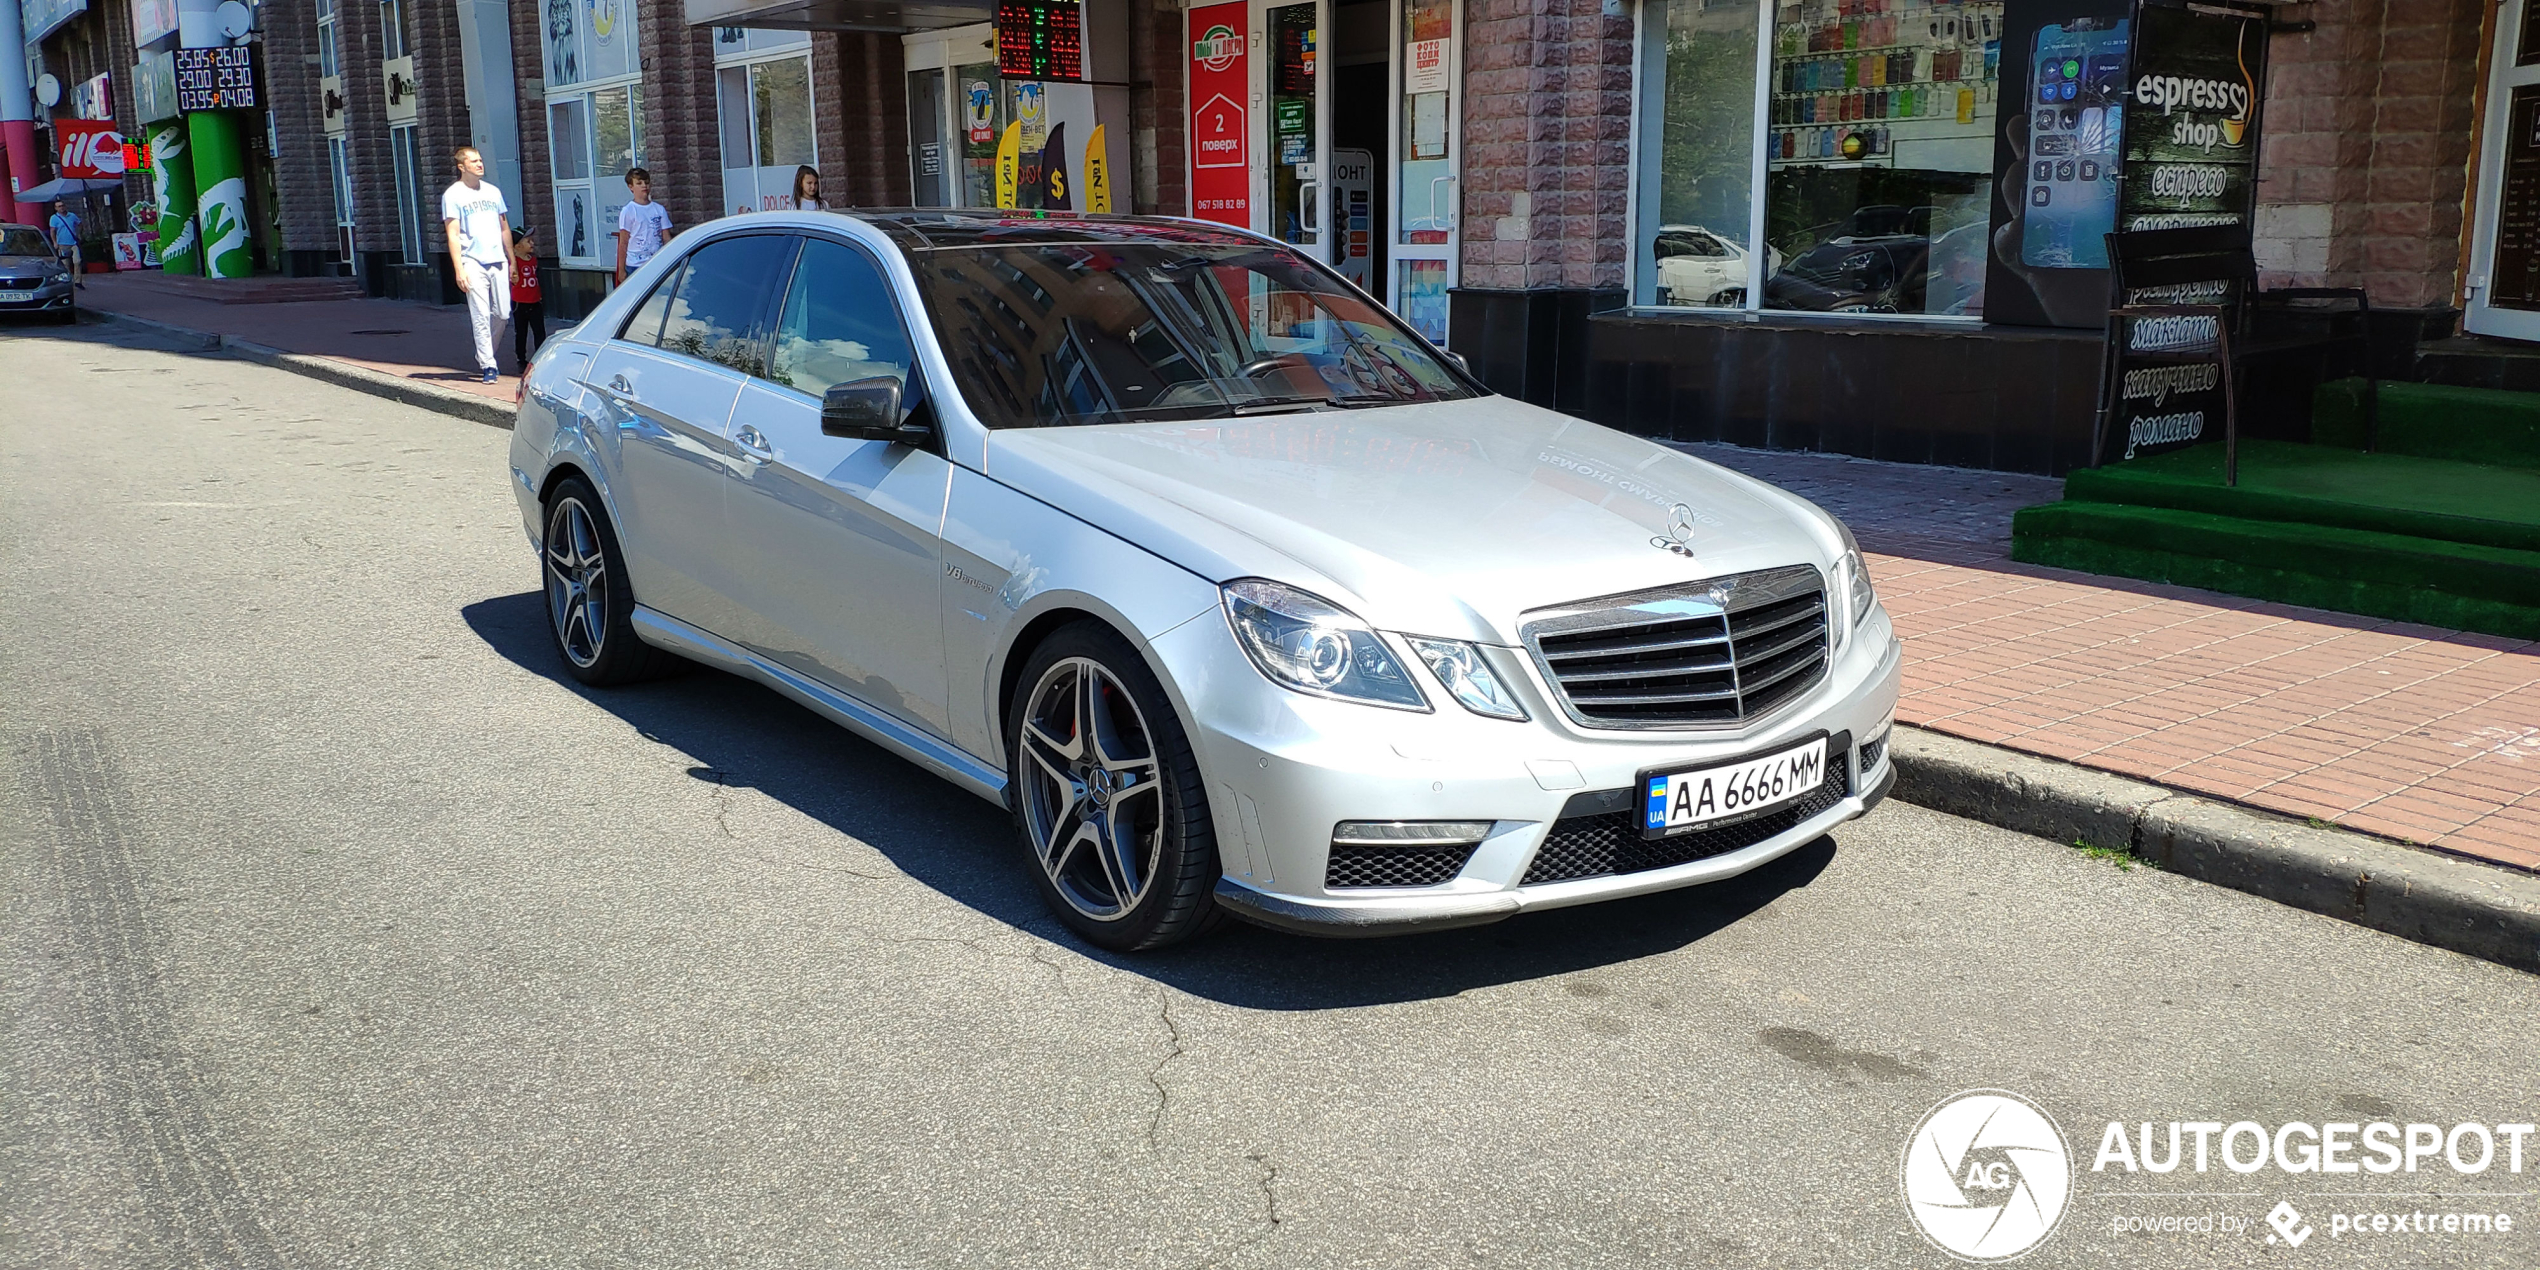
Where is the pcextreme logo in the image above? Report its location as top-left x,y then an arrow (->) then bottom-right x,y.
1902,1090 -> 2073,1261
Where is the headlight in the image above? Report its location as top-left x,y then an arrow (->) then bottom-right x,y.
1405,637 -> 1528,720
1834,522 -> 1877,636
1222,579 -> 1428,711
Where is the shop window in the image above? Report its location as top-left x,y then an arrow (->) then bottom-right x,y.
954,60 -> 1007,209
1764,0 -> 2000,316
1637,0 -> 1762,310
544,2 -> 646,268
1635,0 -> 2003,319
715,32 -> 817,217
389,124 -> 424,265
327,135 -> 356,263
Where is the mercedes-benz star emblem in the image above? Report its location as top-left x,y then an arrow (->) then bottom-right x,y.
1652,503 -> 1699,558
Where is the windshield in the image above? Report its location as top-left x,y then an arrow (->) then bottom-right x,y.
909,242 -> 1480,428
0,228 -> 49,257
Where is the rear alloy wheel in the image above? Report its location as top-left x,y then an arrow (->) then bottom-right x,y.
542,478 -> 679,686
1008,624 -> 1223,951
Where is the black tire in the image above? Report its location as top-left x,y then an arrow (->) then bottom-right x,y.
541,478 -> 682,685
1005,622 -> 1226,952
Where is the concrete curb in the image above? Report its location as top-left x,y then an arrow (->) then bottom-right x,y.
1891,725 -> 2540,973
84,309 -> 518,430
72,307 -> 2540,973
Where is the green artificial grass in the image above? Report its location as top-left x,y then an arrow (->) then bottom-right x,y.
2061,440 -> 2540,553
2010,501 -> 2540,639
2313,378 -> 2540,468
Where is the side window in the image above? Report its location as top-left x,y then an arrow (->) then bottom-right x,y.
766,237 -> 917,398
656,235 -> 799,375
617,260 -> 683,347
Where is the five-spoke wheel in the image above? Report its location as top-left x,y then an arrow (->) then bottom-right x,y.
540,477 -> 679,686
1006,624 -> 1223,950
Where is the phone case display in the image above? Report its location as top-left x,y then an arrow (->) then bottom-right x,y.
1769,0 -> 2002,167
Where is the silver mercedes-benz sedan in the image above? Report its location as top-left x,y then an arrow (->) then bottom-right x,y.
507,211 -> 1900,950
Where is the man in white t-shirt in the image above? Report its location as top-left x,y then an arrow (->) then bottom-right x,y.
614,166 -> 673,286
441,147 -> 513,384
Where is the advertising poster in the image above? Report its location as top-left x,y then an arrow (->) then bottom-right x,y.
2095,3 -> 2269,466
131,0 -> 178,47
1980,0 -> 2131,329
1188,4 -> 1249,226
2119,3 -> 2266,235
111,231 -> 146,268
56,120 -> 124,178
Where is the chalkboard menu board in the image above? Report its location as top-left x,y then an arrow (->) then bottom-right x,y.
174,46 -> 256,112
2118,4 -> 2266,237
2491,86 -> 2540,311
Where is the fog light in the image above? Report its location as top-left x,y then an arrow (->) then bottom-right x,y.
1331,820 -> 1494,847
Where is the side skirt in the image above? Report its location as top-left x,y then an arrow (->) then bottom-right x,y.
630,606 -> 1010,805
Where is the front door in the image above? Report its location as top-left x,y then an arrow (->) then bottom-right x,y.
2468,1 -> 2540,340
1260,0 -> 1331,260
721,234 -> 955,736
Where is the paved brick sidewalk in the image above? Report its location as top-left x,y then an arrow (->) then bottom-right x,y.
1685,443 -> 2540,870
74,270 -> 548,405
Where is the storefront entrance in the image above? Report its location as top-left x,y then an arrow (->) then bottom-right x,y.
1195,0 -> 1460,342
2468,0 -> 2540,341
904,23 -> 1130,213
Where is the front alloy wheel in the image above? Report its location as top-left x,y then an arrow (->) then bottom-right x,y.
540,477 -> 679,686
1007,624 -> 1223,950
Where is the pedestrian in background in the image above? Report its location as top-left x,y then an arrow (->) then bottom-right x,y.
615,167 -> 673,286
793,166 -> 824,212
47,201 -> 84,288
441,146 -> 513,385
510,226 -> 547,371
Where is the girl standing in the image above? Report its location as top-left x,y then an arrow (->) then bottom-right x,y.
794,166 -> 824,212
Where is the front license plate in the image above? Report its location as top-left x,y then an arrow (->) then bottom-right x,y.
0,290 -> 31,302
1642,735 -> 1829,838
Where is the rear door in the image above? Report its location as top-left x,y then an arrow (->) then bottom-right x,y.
721,233 -> 956,736
580,233 -> 796,636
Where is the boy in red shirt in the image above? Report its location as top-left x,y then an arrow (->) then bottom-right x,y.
510,226 -> 547,371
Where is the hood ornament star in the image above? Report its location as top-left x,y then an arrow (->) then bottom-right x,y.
1652,503 -> 1700,558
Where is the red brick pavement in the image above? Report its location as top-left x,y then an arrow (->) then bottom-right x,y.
1688,445 -> 2540,871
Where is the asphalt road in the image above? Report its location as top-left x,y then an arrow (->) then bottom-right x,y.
5,326 -> 2536,1270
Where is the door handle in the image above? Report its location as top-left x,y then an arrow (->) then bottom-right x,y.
734,424 -> 773,463
603,374 -> 638,402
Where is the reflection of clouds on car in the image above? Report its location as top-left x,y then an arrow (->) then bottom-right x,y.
773,337 -> 888,394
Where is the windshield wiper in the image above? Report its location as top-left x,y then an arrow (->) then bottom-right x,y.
1227,396 -> 1329,416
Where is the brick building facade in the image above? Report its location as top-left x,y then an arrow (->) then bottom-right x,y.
11,0 -> 2524,472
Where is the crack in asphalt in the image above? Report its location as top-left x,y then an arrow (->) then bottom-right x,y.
1190,1152 -> 1286,1270
1146,986 -> 1188,1150
695,766 -> 739,839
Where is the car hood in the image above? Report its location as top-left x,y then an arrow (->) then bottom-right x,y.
982,397 -> 1843,643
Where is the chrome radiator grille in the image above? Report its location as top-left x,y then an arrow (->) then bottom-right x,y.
1521,565 -> 1830,730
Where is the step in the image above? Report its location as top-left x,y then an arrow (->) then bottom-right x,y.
141,273 -> 368,305
2062,440 -> 2540,554
2009,501 -> 2540,640
2313,378 -> 2540,469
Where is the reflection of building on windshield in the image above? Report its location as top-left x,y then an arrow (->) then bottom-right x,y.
917,245 -> 1472,428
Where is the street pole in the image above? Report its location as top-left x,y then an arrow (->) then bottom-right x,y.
0,0 -> 41,225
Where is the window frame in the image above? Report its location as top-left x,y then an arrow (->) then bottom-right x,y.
389,123 -> 425,266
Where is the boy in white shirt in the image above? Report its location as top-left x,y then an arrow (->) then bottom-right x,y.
441,147 -> 513,384
615,167 -> 674,286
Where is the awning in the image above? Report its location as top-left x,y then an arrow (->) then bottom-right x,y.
683,0 -> 998,33
12,177 -> 126,203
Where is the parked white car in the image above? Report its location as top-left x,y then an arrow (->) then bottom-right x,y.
1651,224 -> 1777,308
508,211 -> 1900,950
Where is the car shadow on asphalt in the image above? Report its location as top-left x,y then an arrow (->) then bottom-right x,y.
464,591 -> 1839,1010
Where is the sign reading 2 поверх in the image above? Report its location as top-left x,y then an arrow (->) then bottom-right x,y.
174,46 -> 257,113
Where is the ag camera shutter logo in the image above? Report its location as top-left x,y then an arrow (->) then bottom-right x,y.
1903,1090 -> 2073,1260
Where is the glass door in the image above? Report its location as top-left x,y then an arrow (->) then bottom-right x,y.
1261,0 -> 1330,261
2468,0 -> 2540,340
1390,0 -> 1459,343
904,25 -> 1007,210
908,68 -> 949,205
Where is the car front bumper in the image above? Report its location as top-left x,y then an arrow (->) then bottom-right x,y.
1150,603 -> 1905,936
0,279 -> 74,310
